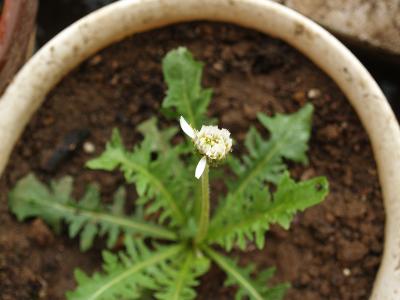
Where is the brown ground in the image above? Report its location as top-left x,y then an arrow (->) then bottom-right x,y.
0,22 -> 384,300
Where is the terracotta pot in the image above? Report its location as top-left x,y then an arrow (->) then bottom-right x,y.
0,0 -> 398,298
0,0 -> 38,94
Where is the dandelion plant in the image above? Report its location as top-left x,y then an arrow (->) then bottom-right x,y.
9,47 -> 329,299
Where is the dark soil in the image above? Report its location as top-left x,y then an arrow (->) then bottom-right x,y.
0,22 -> 384,300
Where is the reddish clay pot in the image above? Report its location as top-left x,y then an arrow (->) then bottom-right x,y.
0,0 -> 38,94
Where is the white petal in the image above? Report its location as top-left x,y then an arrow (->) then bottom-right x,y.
180,116 -> 195,139
195,156 -> 207,179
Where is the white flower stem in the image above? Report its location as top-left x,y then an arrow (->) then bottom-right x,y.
195,164 -> 210,244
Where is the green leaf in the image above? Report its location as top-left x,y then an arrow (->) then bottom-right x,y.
230,103 -> 314,195
204,247 -> 288,300
87,126 -> 191,227
86,128 -> 125,171
154,251 -> 210,300
162,47 -> 212,127
67,241 -> 183,300
208,172 -> 328,250
9,174 -> 69,233
208,104 -> 326,250
137,117 -> 178,153
267,172 -> 329,229
9,174 -> 177,251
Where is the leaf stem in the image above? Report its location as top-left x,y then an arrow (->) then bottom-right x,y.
195,164 -> 209,244
120,156 -> 185,224
30,196 -> 177,240
170,251 -> 193,300
203,246 -> 264,300
87,244 -> 183,300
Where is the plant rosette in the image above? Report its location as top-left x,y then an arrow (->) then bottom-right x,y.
0,1 -> 399,300
7,46 -> 330,299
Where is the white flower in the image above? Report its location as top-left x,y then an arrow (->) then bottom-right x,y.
180,116 -> 233,179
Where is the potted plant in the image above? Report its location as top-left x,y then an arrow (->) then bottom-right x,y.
0,0 -> 398,299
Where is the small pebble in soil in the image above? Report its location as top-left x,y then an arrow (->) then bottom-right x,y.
338,240 -> 369,262
110,74 -> 120,85
307,88 -> 322,99
325,212 -> 336,223
89,54 -> 103,66
213,61 -> 224,71
29,218 -> 54,246
301,168 -> 316,180
245,244 -> 257,251
343,268 -> 352,277
83,141 -> 96,154
292,90 -> 307,105
319,124 -> 341,141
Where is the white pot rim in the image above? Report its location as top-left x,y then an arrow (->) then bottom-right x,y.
0,0 -> 399,298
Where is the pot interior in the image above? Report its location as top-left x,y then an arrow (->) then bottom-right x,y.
0,21 -> 384,300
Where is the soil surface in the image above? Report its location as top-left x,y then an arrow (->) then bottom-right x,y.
0,22 -> 384,300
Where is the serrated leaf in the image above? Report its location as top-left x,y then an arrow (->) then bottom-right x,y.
208,104 -> 327,250
9,175 -> 177,251
154,251 -> 210,300
267,172 -> 329,229
205,247 -> 288,300
87,128 -> 125,171
162,47 -> 212,127
9,174 -> 68,233
137,117 -> 178,153
67,242 -> 183,300
87,125 -> 191,227
231,103 -> 314,195
208,172 -> 328,250
257,105 -> 312,164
